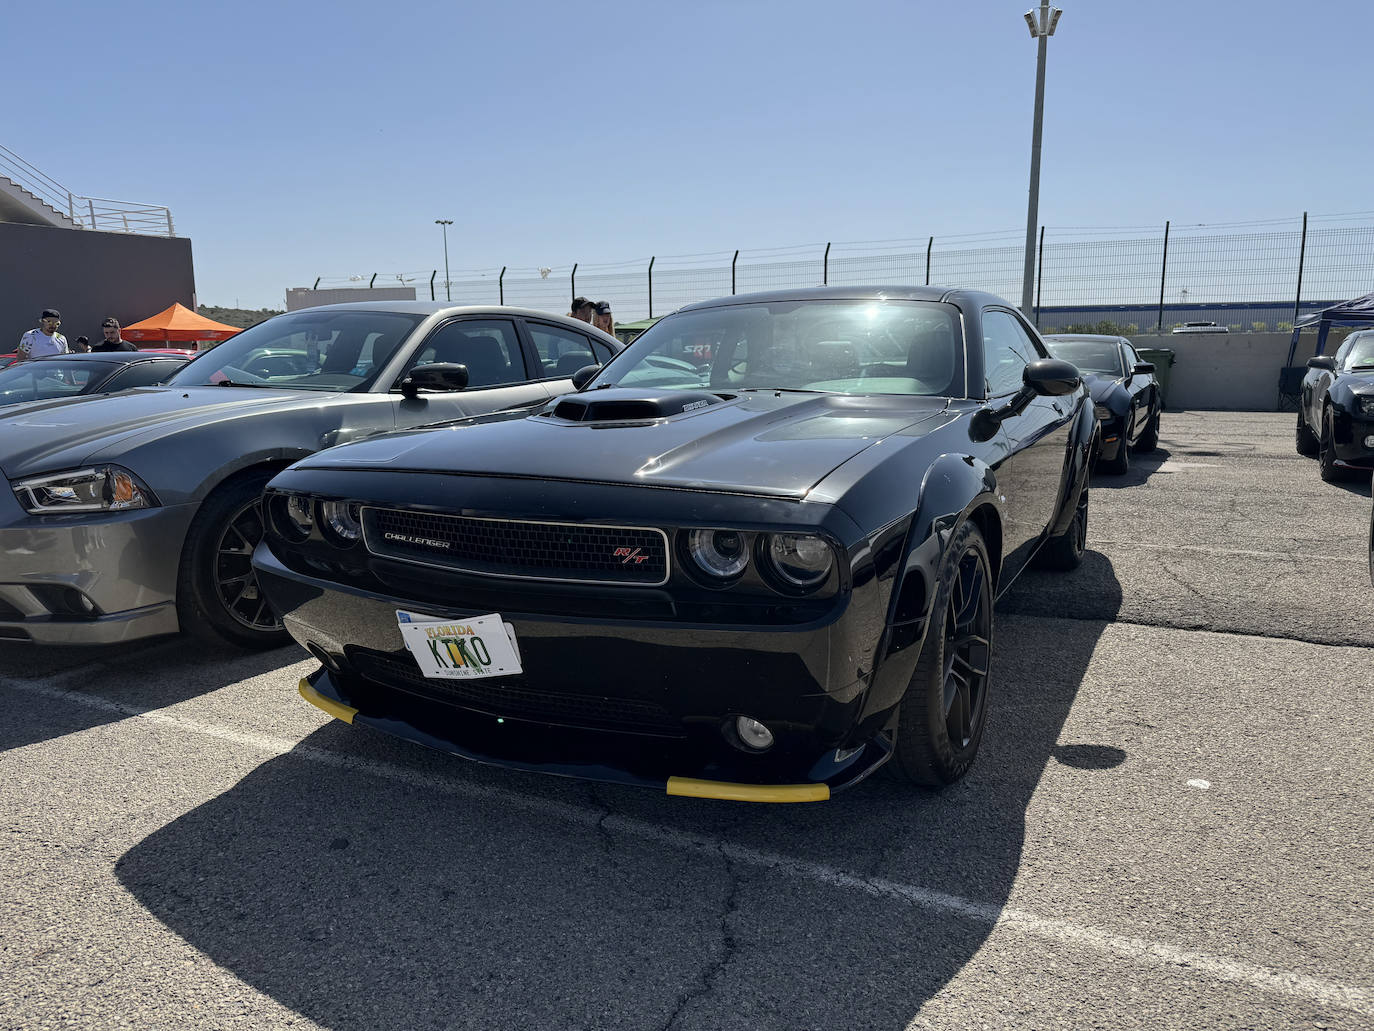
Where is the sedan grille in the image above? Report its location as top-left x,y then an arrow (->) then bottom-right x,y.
362,508 -> 668,585
347,649 -> 683,737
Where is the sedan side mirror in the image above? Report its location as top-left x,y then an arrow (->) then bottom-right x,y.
1023,358 -> 1082,397
1307,356 -> 1336,372
399,362 -> 469,398
1132,361 -> 1155,377
571,364 -> 601,390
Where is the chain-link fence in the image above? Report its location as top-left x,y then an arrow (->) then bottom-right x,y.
303,212 -> 1374,335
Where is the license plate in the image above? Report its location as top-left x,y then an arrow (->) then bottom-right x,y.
396,610 -> 523,680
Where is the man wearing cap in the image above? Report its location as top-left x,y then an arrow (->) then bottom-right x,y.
568,297 -> 595,324
16,309 -> 68,362
92,317 -> 137,352
593,300 -> 615,338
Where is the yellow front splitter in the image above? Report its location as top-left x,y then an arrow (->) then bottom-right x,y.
299,678 -> 358,724
666,777 -> 830,803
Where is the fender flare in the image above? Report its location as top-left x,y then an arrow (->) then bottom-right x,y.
1047,398 -> 1097,538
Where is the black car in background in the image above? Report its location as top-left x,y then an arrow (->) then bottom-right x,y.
1042,334 -> 1160,474
1296,328 -> 1374,481
254,287 -> 1097,801
0,351 -> 191,407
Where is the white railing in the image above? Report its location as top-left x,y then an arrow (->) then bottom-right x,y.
0,144 -> 175,237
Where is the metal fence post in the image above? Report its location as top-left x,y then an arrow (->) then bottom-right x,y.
925,236 -> 933,285
429,271 -> 436,301
312,277 -> 321,290
571,263 -> 577,306
823,242 -> 830,285
369,273 -> 377,289
648,257 -> 655,319
1034,226 -> 1044,328
731,250 -> 738,295
88,198 -> 97,230
1157,220 -> 1170,331
1293,211 -> 1308,327
499,266 -> 506,305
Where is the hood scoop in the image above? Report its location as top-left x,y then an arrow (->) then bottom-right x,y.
551,388 -> 725,423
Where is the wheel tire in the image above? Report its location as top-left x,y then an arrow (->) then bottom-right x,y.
1296,410 -> 1319,457
889,521 -> 994,786
1037,481 -> 1088,572
1101,419 -> 1131,475
1136,406 -> 1160,453
1319,407 -> 1345,483
176,470 -> 290,649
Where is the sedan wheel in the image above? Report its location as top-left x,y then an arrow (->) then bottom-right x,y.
1319,408 -> 1345,483
1295,409 -> 1319,457
890,521 -> 993,785
177,471 -> 290,649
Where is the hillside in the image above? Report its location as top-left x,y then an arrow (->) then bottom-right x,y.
198,306 -> 283,330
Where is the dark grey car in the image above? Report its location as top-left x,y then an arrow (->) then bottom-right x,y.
0,302 -> 620,648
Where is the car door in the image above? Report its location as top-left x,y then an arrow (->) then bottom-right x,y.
982,308 -> 1075,583
520,320 -> 612,389
1121,341 -> 1149,441
390,317 -> 554,430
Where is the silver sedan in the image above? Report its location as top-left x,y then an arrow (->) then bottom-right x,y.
0,302 -> 620,647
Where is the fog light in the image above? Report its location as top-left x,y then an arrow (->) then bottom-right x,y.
735,716 -> 774,751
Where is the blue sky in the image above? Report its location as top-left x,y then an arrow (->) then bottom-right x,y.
9,0 -> 1372,309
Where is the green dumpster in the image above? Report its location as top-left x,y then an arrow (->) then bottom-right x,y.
1136,347 -> 1176,410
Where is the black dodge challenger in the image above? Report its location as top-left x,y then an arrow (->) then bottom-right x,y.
1296,328 -> 1374,480
253,287 -> 1097,801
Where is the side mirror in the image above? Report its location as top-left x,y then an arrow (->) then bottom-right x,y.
1132,361 -> 1155,377
1023,358 -> 1081,397
1307,356 -> 1336,372
570,364 -> 601,390
399,362 -> 469,398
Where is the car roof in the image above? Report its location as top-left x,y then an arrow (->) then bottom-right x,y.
676,285 -> 1015,312
1042,334 -> 1124,344
25,351 -> 189,363
276,302 -> 621,344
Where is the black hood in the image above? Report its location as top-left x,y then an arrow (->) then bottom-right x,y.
295,390 -> 951,498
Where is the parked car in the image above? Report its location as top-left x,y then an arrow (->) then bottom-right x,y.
1042,334 -> 1161,474
0,302 -> 621,647
0,351 -> 190,408
1296,329 -> 1374,481
253,286 -> 1096,801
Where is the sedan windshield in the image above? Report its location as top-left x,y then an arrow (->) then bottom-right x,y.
591,299 -> 964,397
169,310 -> 423,392
1343,332 -> 1374,371
1044,339 -> 1125,378
0,360 -> 116,404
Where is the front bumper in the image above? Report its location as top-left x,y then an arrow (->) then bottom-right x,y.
255,544 -> 893,799
0,493 -> 196,644
1332,410 -> 1374,468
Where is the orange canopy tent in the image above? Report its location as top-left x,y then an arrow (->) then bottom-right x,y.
121,303 -> 241,344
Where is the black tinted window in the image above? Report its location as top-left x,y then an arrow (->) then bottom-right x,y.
106,360 -> 186,390
527,324 -> 598,379
982,311 -> 1037,397
405,320 -> 523,388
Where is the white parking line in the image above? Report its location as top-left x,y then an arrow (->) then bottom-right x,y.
5,675 -> 1370,1018
1092,539 -> 1366,563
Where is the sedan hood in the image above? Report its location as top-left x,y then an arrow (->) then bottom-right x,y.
1080,372 -> 1122,404
297,390 -> 951,498
0,386 -> 345,478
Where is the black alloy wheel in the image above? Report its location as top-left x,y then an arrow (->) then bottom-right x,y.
1136,405 -> 1160,453
890,521 -> 993,785
177,470 -> 291,649
1296,409 -> 1319,457
1320,407 -> 1345,482
1037,482 -> 1088,571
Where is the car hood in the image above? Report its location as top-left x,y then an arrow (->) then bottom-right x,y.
1080,372 -> 1123,404
295,390 -> 952,498
0,386 -> 349,479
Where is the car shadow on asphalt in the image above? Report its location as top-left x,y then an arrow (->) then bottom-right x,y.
0,640 -> 304,754
1090,445 -> 1172,489
1322,472 -> 1373,498
113,553 -> 1124,1029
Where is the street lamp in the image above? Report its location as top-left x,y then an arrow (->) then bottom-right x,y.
434,219 -> 453,301
1020,1 -> 1063,318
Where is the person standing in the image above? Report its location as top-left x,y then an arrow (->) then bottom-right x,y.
16,309 -> 68,361
71,336 -> 91,353
568,297 -> 595,323
92,317 -> 137,352
593,300 -> 614,338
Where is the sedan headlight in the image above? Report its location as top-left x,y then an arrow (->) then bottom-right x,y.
1093,403 -> 1113,420
762,533 -> 834,590
12,466 -> 156,514
321,500 -> 361,544
686,528 -> 749,580
1356,395 -> 1374,417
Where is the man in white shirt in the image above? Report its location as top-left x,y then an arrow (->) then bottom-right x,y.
16,309 -> 69,361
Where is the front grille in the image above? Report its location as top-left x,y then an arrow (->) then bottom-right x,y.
348,649 -> 683,737
362,508 -> 668,585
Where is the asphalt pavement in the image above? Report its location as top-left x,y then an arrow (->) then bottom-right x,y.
0,411 -> 1370,1031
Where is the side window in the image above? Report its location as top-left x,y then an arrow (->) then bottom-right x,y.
981,310 -> 1037,397
527,324 -> 600,379
403,319 -> 524,388
106,360 -> 185,390
589,337 -> 616,364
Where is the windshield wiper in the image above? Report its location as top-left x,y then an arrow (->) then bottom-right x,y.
214,378 -> 270,388
737,387 -> 825,395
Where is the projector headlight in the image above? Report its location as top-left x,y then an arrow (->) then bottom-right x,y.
686,528 -> 749,580
762,533 -> 834,590
321,500 -> 361,544
1356,395 -> 1374,418
12,466 -> 156,514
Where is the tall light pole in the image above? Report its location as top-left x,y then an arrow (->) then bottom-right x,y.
1020,1 -> 1062,317
434,219 -> 453,301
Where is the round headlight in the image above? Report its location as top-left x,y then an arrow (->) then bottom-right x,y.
322,501 -> 361,543
765,533 -> 833,588
285,495 -> 314,537
687,528 -> 748,579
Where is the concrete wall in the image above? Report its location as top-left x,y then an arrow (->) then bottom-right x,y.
0,222 -> 194,349
1144,332 -> 1313,411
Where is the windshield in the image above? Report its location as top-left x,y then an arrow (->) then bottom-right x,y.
1343,332 -> 1374,371
169,310 -> 423,391
590,299 -> 964,397
1044,339 -> 1124,378
0,360 -> 116,404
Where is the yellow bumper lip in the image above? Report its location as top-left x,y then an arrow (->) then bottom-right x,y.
298,678 -> 358,724
666,776 -> 830,803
